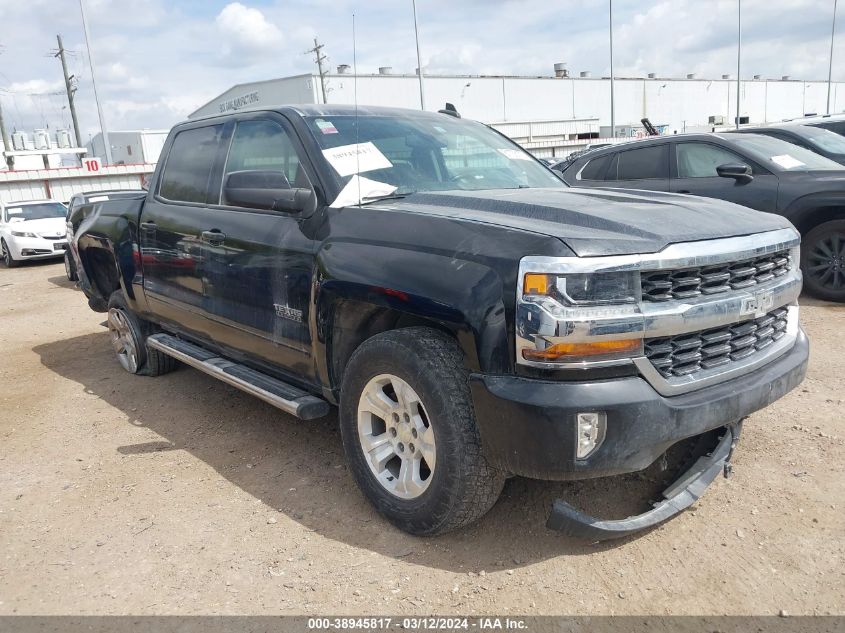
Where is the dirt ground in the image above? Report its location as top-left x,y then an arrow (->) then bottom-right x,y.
0,260 -> 842,616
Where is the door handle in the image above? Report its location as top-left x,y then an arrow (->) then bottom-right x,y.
678,190 -> 691,194
201,230 -> 226,245
140,221 -> 157,232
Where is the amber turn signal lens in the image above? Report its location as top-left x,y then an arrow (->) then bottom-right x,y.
522,338 -> 641,361
523,273 -> 551,295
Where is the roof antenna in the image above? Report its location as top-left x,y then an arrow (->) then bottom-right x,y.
438,102 -> 461,118
353,12 -> 361,207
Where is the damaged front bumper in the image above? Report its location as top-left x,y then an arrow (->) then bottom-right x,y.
546,422 -> 740,541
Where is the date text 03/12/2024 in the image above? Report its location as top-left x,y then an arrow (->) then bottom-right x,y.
307,618 -> 528,630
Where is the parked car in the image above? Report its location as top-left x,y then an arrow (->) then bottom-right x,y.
68,105 -> 807,540
729,124 -> 845,165
558,132 -> 845,301
780,113 -> 845,137
0,199 -> 68,268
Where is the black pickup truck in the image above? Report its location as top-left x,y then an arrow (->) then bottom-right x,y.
68,105 -> 808,540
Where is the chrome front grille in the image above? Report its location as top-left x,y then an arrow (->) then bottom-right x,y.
644,307 -> 789,379
641,251 -> 792,302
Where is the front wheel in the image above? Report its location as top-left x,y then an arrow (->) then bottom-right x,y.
1,239 -> 19,268
339,327 -> 505,535
802,219 -> 845,302
64,251 -> 78,281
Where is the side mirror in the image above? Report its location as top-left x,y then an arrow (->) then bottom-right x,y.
222,170 -> 316,213
716,163 -> 753,181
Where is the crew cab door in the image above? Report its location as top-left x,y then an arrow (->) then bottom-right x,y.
670,141 -> 779,212
140,122 -> 228,326
199,113 -> 319,382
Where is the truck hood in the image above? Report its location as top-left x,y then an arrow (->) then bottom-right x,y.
386,187 -> 792,257
6,217 -> 67,237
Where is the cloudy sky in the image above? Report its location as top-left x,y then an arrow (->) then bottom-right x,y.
0,0 -> 840,140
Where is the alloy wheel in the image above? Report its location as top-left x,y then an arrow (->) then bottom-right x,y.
356,373 -> 436,500
107,308 -> 140,373
806,231 -> 845,291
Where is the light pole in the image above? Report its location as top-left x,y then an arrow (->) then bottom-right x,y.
828,0 -> 838,114
412,0 -> 426,110
736,0 -> 742,129
609,0 -> 615,138
79,0 -> 112,165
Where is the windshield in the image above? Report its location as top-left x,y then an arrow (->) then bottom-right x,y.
791,126 -> 845,155
305,114 -> 563,197
730,134 -> 842,171
4,202 -> 67,222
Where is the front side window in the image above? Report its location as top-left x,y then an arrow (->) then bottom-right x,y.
305,114 -> 562,195
614,145 -> 668,180
223,119 -> 308,192
676,143 -> 747,178
159,125 -> 224,203
578,154 -> 612,180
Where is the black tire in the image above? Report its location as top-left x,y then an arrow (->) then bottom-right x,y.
64,251 -> 78,281
801,219 -> 845,302
2,239 -> 19,268
339,327 -> 505,535
107,291 -> 178,377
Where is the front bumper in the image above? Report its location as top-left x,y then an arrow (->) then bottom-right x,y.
6,235 -> 67,259
469,327 -> 808,481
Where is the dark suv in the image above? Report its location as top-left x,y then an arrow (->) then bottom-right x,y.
559,133 -> 845,301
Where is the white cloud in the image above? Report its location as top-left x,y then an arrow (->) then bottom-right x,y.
215,2 -> 283,60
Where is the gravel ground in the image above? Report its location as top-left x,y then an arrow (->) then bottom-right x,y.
0,260 -> 842,615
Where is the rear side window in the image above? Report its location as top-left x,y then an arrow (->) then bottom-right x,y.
578,154 -> 611,180
159,125 -> 224,203
813,121 -> 845,136
615,145 -> 668,180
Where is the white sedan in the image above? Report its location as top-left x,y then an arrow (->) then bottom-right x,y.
0,199 -> 69,268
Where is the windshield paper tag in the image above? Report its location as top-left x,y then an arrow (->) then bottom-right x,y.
7,208 -> 22,214
497,148 -> 532,161
315,119 -> 338,135
771,154 -> 805,169
322,142 -> 392,177
329,175 -> 397,208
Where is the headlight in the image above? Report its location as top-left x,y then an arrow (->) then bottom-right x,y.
523,271 -> 639,305
11,230 -> 38,238
520,271 -> 643,363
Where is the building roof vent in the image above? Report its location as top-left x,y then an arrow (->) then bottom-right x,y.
554,62 -> 569,78
337,64 -> 351,74
753,74 -> 762,80
782,75 -> 791,80
722,74 -> 731,79
378,66 -> 393,75
579,71 -> 591,78
648,73 -> 656,79
686,73 -> 697,79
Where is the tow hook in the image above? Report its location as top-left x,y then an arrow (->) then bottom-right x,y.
723,420 -> 744,479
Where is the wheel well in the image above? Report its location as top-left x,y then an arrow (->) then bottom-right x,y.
83,247 -> 121,302
329,300 -> 458,392
794,206 -> 845,236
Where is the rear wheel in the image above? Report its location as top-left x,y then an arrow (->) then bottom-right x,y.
339,327 -> 505,535
802,219 -> 845,302
1,239 -> 19,268
107,291 -> 178,376
64,251 -> 78,281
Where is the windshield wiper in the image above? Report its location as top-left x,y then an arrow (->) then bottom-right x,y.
359,193 -> 410,205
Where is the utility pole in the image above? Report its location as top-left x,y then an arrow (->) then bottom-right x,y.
307,38 -> 328,104
412,0 -> 426,110
609,0 -> 615,138
55,34 -> 83,148
828,0 -> 838,114
0,46 -> 11,170
736,0 -> 742,129
0,99 -> 12,170
79,0 -> 112,165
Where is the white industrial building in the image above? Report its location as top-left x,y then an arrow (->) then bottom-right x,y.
86,129 -> 168,166
189,68 -> 845,157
